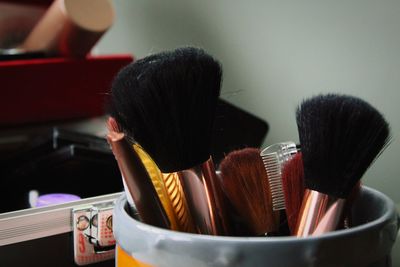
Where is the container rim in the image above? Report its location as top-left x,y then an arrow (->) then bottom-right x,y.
114,186 -> 399,243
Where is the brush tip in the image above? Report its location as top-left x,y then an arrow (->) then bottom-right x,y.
219,148 -> 279,235
106,117 -> 124,141
106,117 -> 120,132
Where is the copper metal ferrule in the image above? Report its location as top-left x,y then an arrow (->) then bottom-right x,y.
177,157 -> 228,236
295,189 -> 346,237
107,132 -> 170,229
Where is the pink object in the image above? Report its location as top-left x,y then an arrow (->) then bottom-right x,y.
36,193 -> 81,207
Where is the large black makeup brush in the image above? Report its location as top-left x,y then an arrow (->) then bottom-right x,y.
295,94 -> 390,237
109,47 -> 229,235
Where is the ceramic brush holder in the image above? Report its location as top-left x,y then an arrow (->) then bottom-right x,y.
113,186 -> 399,267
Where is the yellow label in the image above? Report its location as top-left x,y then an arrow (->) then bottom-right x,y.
117,245 -> 153,267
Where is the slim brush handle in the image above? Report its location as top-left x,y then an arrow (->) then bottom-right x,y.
108,135 -> 170,229
201,158 -> 231,235
177,158 -> 226,235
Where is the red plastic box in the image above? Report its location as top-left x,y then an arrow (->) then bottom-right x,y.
0,55 -> 133,126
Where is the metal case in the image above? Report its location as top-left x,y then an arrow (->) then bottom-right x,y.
0,193 -> 122,266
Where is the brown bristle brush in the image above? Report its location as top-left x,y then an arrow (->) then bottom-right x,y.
295,94 -> 390,237
219,148 -> 280,236
108,47 -> 230,235
281,152 -> 305,234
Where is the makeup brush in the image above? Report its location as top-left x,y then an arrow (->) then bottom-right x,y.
133,143 -> 195,233
109,118 -> 195,232
281,152 -> 305,234
219,148 -> 280,236
133,143 -> 196,233
282,152 -> 362,233
106,117 -> 170,229
161,172 -> 196,233
106,117 -> 135,206
132,143 -> 180,231
295,94 -> 390,237
337,180 -> 362,230
109,47 -> 229,235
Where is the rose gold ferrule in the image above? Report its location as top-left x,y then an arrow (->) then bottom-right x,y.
177,157 -> 228,235
295,189 -> 346,237
107,133 -> 170,229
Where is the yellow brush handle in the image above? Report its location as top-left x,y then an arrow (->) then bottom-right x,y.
133,144 -> 179,230
133,144 -> 196,233
162,172 -> 196,233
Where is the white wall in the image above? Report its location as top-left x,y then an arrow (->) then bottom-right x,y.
96,0 -> 400,206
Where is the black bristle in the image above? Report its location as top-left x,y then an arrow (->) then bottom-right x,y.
296,94 -> 390,198
109,47 -> 222,172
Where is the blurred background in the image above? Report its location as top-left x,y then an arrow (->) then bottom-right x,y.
95,0 -> 399,206
0,0 -> 399,264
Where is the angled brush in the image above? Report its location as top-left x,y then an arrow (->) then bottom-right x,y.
219,148 -> 280,236
109,47 -> 229,235
295,94 -> 390,237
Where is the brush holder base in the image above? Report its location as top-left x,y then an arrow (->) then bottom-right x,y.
113,186 -> 399,267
